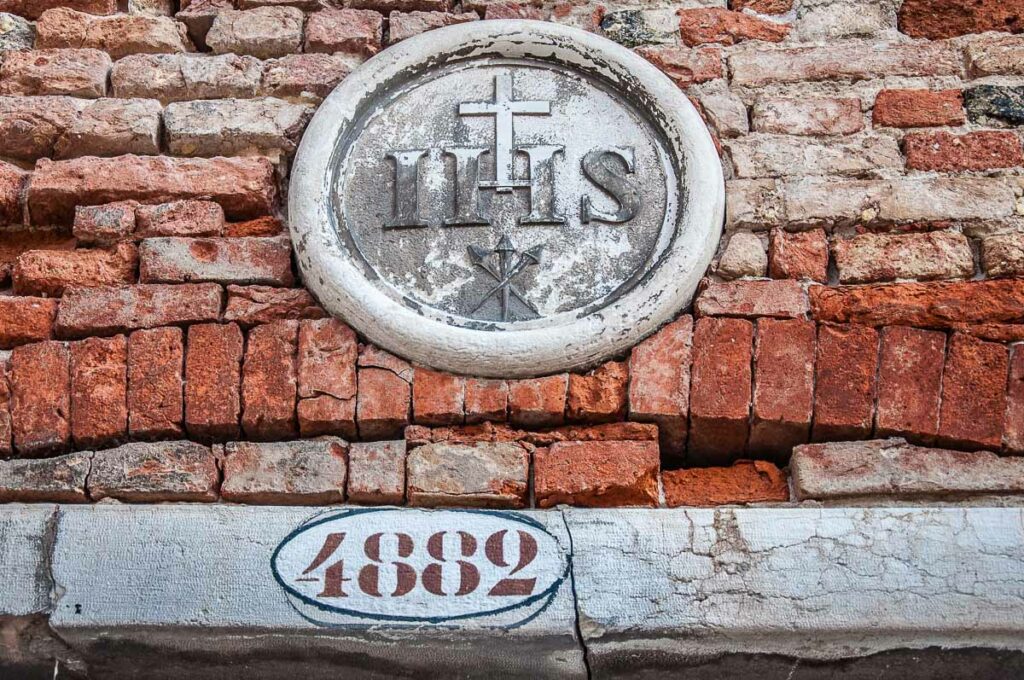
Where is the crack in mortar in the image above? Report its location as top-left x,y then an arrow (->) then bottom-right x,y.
560,507 -> 594,680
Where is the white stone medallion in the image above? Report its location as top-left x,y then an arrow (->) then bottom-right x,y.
289,20 -> 724,377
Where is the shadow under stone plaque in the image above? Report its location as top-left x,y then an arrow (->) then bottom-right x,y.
290,21 -> 723,377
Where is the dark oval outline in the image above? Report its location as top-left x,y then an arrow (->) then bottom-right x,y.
270,507 -> 570,624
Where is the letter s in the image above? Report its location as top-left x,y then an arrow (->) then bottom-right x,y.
580,147 -> 640,225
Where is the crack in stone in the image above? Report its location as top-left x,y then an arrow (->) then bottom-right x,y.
560,508 -> 593,680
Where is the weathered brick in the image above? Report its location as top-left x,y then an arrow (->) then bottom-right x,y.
164,97 -> 312,160
730,0 -> 791,13
388,10 -> 476,43
140,236 -> 293,286
112,53 -> 262,102
872,89 -> 964,128
750,318 -> 814,459
55,283 -> 222,338
13,243 -> 137,297
225,215 -> 283,237
305,8 -> 383,56
904,131 -> 1024,172
351,0 -> 451,11
222,438 -> 347,504
184,322 -> 242,441
876,326 -> 945,442
0,95 -> 82,161
241,320 -> 297,440
485,1 -> 545,20
1006,345 -> 1024,453
297,318 -> 356,438
716,231 -> 766,279
964,85 -> 1024,126
688,317 -> 752,466
223,285 -> 325,326
535,440 -> 659,508
677,7 -> 789,46
347,440 -> 405,504
792,0 -> 896,41
0,48 -> 110,98
983,232 -> 1024,278
938,333 -> 1008,451
663,460 -> 788,507
69,335 -> 126,449
0,0 -> 115,20
769,228 -> 827,282
628,316 -> 691,457
898,0 -> 1022,39
567,361 -> 628,424
792,438 -> 1024,501
127,326 -> 183,439
0,451 -> 91,502
356,347 -> 411,439
508,374 -> 567,428
634,45 -> 722,87
811,279 -> 1024,329
206,7 -> 303,59
0,11 -> 35,51
135,200 -> 224,238
725,133 -> 902,179
0,297 -> 57,349
464,378 -> 508,424
726,179 -> 783,228
0,229 -> 75,287
813,323 -> 878,441
832,231 -> 974,284
752,97 -> 862,136
0,355 -> 10,457
0,161 -> 25,228
412,367 -> 464,426
408,441 -> 528,508
129,0 -> 174,16
50,98 -> 161,158
696,91 -> 748,139
696,279 -> 808,319
10,341 -> 70,456
260,53 -> 352,101
967,35 -> 1024,77
89,440 -> 218,502
28,154 -> 277,224
73,202 -> 136,246
406,421 -> 658,448
729,42 -> 961,88
35,8 -> 193,59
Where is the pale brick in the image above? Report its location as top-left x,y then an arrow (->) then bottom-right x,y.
628,316 -> 691,457
407,441 -> 528,508
0,160 -> 24,226
260,53 -> 352,101
140,236 -> 293,286
89,440 -> 218,502
352,0 -> 451,11
222,439 -> 347,504
0,12 -> 35,52
1006,345 -> 1024,453
982,232 -> 1024,278
53,98 -> 162,158
833,231 -> 974,284
175,0 -> 231,50
716,231 -> 766,279
35,8 -> 193,59
0,355 -> 10,457
347,440 -> 405,504
752,97 -> 862,136
387,10 -> 476,43
305,9 -> 383,56
135,200 -> 225,238
696,279 -> 809,319
164,97 -> 312,160
112,53 -> 262,102
206,7 -> 304,59
967,35 -> 1024,77
724,133 -> 902,179
725,178 -> 784,229
0,0 -> 115,21
0,48 -> 111,98
55,283 -> 222,339
695,91 -> 748,139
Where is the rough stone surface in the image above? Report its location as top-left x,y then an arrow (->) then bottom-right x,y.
768,228 -> 827,283
938,333 -> 1008,451
876,326 -> 945,442
73,201 -> 136,245
388,10 -> 477,43
983,232 -> 1024,278
260,53 -> 352,101
140,236 -> 293,286
967,35 -> 1024,77
0,48 -> 111,98
1007,346 -> 1024,454
792,438 -> 1024,500
873,89 -> 964,128
224,285 -> 325,327
633,45 -> 723,87
222,438 -> 347,504
566,361 -> 628,424
0,297 -> 56,349
304,8 -> 383,55
628,316 -> 691,457
904,131 -> 1024,172
69,335 -> 127,449
13,243 -> 137,297
413,367 -> 465,426
346,439 -> 405,504
726,132 -> 902,179
750,318 -> 815,459
34,8 -> 193,59
508,374 -> 567,428
663,460 -> 788,507
752,97 -> 862,136
695,91 -> 748,139
716,231 -> 766,279
164,97 -> 312,160
0,94 -> 83,161
55,283 -> 222,338
241,320 -> 298,441
89,440 -> 218,501
898,0 -> 1022,39
696,279 -> 809,319
0,451 -> 90,502
206,7 -> 303,58
0,12 -> 35,51
127,326 -> 183,439
184,322 -> 243,441
833,231 -> 975,284
813,323 -> 878,441
111,53 -> 262,102
677,8 -> 789,46
0,230 -> 76,288
135,200 -> 224,238
407,441 -> 528,508
464,378 -> 508,424
964,85 -> 1024,126
0,356 -> 10,457
534,440 -> 659,508
9,341 -> 70,456
0,504 -> 56,616
225,215 -> 283,237
356,360 -> 411,441
0,160 -> 26,225
688,317 -> 752,465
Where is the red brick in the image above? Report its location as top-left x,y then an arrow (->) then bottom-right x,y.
663,460 -> 788,507
413,367 -> 465,426
696,279 -> 809,319
876,326 -> 945,442
69,335 -> 126,449
73,202 -> 137,246
0,161 -> 27,225
628,316 -> 692,458
811,280 -> 1024,329
388,10 -> 477,43
184,322 -> 242,441
688,317 -> 752,466
221,439 -> 347,505
464,378 -> 508,424
28,154 -> 277,225
813,324 -> 878,441
224,216 -> 284,237
0,356 -> 11,457
729,0 -> 791,13
89,440 -> 218,502
13,243 -> 137,297
634,46 -> 723,87
241,320 -> 298,440
260,54 -> 352,101
0,230 -> 76,287
0,48 -> 111,98
55,283 -> 222,338
534,440 -> 659,508
508,374 -> 567,428
938,333 -> 1008,450
769,228 -> 827,283
0,297 -> 57,349
567,361 -> 628,424
749,319 -> 814,459
304,9 -> 382,55
9,341 -> 70,456
904,131 -> 1024,172
484,2 -> 545,19
35,8 -> 194,59
135,200 -> 225,238
347,440 -> 405,504
873,89 -> 964,128
297,318 -> 357,438
677,8 -> 789,46
139,236 -> 293,286
127,327 -> 183,439
1006,345 -> 1024,453
898,0 -> 1023,39
0,0 -> 116,20
357,346 -> 411,439
223,285 -> 325,327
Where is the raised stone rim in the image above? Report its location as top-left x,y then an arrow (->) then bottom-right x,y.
288,19 -> 724,378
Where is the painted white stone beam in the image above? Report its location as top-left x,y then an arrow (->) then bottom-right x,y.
0,504 -> 56,617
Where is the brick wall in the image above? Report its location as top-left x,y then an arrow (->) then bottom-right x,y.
1,0 -> 1023,508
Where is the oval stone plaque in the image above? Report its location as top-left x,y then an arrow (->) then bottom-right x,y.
290,20 -> 724,377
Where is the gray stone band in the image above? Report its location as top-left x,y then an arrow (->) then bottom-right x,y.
3,505 -> 1024,679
